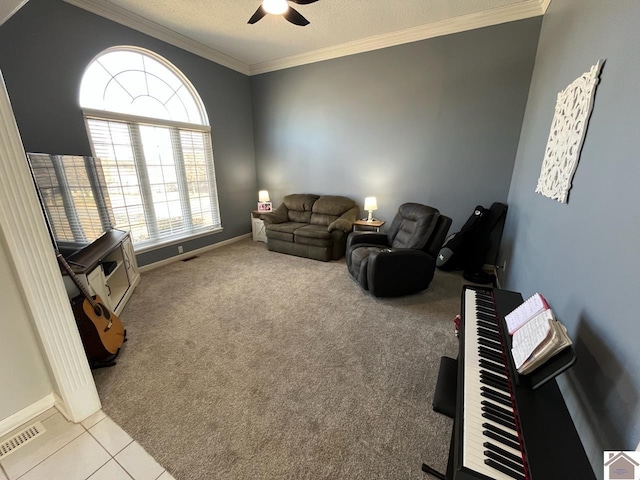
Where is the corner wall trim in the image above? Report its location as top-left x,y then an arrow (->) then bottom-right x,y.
138,233 -> 251,273
0,69 -> 101,424
0,394 -> 55,438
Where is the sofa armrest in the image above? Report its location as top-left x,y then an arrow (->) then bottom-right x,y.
328,206 -> 359,233
262,203 -> 289,225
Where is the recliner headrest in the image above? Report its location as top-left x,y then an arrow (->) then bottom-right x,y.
388,203 -> 440,250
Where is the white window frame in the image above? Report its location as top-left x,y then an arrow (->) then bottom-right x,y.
79,46 -> 222,252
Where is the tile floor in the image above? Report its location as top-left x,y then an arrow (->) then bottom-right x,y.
0,408 -> 174,480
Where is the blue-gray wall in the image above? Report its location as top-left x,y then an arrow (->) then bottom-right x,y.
0,0 -> 256,266
250,18 -> 542,231
502,0 -> 640,471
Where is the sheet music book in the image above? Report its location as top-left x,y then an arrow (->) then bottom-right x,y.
511,309 -> 573,375
505,292 -> 549,334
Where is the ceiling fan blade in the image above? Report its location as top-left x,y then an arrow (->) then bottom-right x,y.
248,5 -> 267,24
290,0 -> 319,4
283,6 -> 310,26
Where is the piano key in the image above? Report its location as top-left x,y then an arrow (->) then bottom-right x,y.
478,337 -> 502,350
477,319 -> 498,331
482,422 -> 520,445
461,288 -> 528,480
477,327 -> 501,341
483,442 -> 525,466
478,368 -> 509,382
484,450 -> 526,477
482,411 -> 517,430
478,346 -> 504,363
479,359 -> 506,374
477,312 -> 497,322
481,389 -> 512,408
483,429 -> 522,452
484,459 -> 526,480
482,400 -> 515,419
480,375 -> 509,392
482,406 -> 516,427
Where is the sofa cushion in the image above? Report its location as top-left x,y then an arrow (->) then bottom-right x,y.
265,222 -> 307,242
283,194 -> 318,223
294,225 -> 332,247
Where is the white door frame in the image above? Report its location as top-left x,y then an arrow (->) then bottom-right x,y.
0,69 -> 100,422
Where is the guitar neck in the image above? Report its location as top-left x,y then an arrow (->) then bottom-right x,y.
56,252 -> 98,308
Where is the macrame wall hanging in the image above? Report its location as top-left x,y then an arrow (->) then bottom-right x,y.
535,60 -> 604,203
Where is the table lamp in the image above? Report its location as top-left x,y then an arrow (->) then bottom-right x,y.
364,196 -> 377,222
258,190 -> 272,212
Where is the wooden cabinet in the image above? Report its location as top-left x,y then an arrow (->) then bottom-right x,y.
61,230 -> 140,315
251,210 -> 267,243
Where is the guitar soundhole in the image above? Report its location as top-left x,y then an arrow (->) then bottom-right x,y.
93,304 -> 111,320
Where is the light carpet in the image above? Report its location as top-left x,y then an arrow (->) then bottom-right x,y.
93,239 -> 467,479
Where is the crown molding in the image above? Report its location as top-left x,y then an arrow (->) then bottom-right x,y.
64,0 -> 250,75
65,0 -> 548,77
0,0 -> 29,27
250,0 -> 547,75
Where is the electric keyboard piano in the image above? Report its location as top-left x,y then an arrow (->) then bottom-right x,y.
451,286 -> 595,480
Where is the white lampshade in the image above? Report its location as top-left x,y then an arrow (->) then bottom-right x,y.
258,190 -> 270,202
364,197 -> 377,212
263,0 -> 289,15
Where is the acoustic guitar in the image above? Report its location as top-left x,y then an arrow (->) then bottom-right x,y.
57,252 -> 126,363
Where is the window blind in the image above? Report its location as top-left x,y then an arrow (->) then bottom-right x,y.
27,153 -> 115,249
85,117 -> 221,248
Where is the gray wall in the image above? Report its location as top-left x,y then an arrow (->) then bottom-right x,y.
0,239 -> 53,422
0,0 -> 257,267
250,18 -> 542,231
502,0 -> 640,471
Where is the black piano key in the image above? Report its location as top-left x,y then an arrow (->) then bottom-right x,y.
480,375 -> 508,392
477,312 -> 497,322
478,346 -> 504,362
477,327 -> 501,341
484,450 -> 525,477
479,359 -> 506,375
477,307 -> 495,317
484,459 -> 525,480
484,450 -> 524,475
480,372 -> 509,390
483,429 -> 522,451
483,422 -> 520,445
482,405 -> 516,430
482,411 -> 517,430
478,337 -> 502,350
482,400 -> 515,420
483,442 -> 525,466
481,388 -> 512,407
477,319 -> 498,331
476,298 -> 494,307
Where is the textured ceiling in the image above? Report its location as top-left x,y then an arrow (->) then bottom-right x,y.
81,0 -> 540,68
3,0 -> 547,73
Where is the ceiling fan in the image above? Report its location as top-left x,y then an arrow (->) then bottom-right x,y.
248,0 -> 319,27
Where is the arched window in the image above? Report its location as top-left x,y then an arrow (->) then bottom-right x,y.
79,46 -> 221,250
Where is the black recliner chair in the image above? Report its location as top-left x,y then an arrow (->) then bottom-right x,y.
346,203 -> 452,297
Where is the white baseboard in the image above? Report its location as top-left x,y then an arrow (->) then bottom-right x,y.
0,394 -> 56,438
139,233 -> 252,273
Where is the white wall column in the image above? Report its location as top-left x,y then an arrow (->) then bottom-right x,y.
0,69 -> 100,422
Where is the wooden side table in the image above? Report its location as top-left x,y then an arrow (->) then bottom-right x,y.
353,219 -> 385,232
251,210 -> 268,243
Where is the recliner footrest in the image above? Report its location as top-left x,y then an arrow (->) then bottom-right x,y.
432,356 -> 458,418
